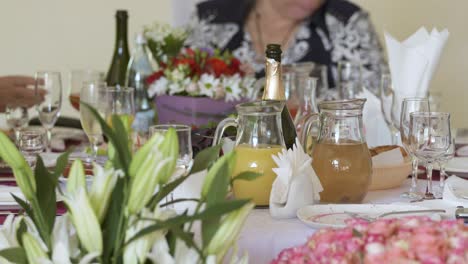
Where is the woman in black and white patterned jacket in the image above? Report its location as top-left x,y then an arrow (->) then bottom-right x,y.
186,0 -> 387,94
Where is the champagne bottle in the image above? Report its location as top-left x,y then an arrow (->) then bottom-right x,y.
106,10 -> 130,87
262,44 -> 297,149
125,33 -> 157,135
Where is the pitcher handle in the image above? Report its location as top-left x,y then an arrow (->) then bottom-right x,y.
213,117 -> 237,146
299,113 -> 319,152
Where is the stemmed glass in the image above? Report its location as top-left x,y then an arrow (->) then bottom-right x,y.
69,70 -> 105,111
399,98 -> 430,199
379,73 -> 399,144
150,124 -> 193,207
435,137 -> 455,197
80,82 -> 106,163
104,87 -> 135,127
35,71 -> 62,152
5,105 -> 29,144
409,112 -> 451,200
337,60 -> 362,99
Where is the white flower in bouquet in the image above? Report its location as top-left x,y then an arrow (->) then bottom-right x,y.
148,77 -> 169,97
222,74 -> 243,102
185,79 -> 198,95
198,73 -> 220,98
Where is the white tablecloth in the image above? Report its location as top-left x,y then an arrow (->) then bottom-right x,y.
237,180 -> 462,264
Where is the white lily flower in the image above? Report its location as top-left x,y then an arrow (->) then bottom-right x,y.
168,81 -> 184,95
206,203 -> 254,260
51,216 -> 79,263
66,159 -> 86,194
124,207 -> 175,264
23,233 -> 48,263
198,74 -> 219,98
63,188 -> 102,255
89,163 -> 123,223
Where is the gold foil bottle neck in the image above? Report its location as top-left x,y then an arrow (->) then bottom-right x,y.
262,58 -> 286,101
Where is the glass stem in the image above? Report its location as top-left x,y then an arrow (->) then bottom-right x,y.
410,157 -> 418,193
46,128 -> 52,153
14,129 -> 20,146
440,162 -> 446,189
425,162 -> 435,199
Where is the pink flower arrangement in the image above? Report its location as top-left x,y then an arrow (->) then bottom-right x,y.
272,217 -> 468,264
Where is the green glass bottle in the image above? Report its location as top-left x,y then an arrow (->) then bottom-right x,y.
262,44 -> 297,149
106,10 -> 130,87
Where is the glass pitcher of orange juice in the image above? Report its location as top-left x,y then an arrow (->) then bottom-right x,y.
301,98 -> 372,203
213,101 -> 286,206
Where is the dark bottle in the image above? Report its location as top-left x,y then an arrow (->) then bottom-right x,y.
262,44 -> 297,149
106,10 -> 130,87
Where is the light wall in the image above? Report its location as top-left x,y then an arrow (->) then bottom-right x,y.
0,0 -> 466,128
351,0 -> 467,128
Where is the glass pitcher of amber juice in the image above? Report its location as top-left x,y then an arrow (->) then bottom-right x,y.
213,101 -> 286,206
301,99 -> 372,203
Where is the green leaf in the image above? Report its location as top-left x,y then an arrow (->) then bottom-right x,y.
159,198 -> 200,208
127,199 -> 250,245
52,150 -> 71,181
34,155 -> 55,242
353,229 -> 363,237
190,145 -> 221,174
16,219 -> 27,247
0,247 -> 27,264
11,194 -> 33,218
111,115 -> 132,170
231,171 -> 263,184
147,175 -> 189,210
204,157 -> 230,207
101,178 -> 125,263
171,227 -> 203,258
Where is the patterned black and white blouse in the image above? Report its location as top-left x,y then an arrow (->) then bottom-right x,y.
186,0 -> 387,93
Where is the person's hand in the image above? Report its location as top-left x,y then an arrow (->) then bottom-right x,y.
0,75 -> 46,112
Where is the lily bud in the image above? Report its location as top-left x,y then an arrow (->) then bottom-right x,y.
63,188 -> 102,254
22,233 -> 48,263
66,159 -> 86,194
0,132 -> 36,200
88,163 -> 123,223
127,130 -> 178,214
129,134 -> 163,178
206,203 -> 254,259
201,151 -> 236,199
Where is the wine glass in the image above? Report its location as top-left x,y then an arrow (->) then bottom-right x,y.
409,112 -> 451,200
379,73 -> 399,144
80,82 -> 106,163
337,60 -> 362,99
17,127 -> 47,167
35,71 -> 62,152
435,137 -> 455,197
150,124 -> 193,207
399,97 -> 430,199
104,87 -> 135,128
5,105 -> 29,144
69,70 -> 105,111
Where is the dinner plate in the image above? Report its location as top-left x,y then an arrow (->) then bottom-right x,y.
445,157 -> 468,176
297,204 -> 442,229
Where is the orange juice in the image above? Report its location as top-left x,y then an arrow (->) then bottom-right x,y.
232,144 -> 284,206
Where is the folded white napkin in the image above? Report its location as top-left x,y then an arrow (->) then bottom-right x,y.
358,88 -> 393,147
384,27 -> 449,121
0,186 -> 24,203
269,138 -> 323,219
443,175 -> 468,207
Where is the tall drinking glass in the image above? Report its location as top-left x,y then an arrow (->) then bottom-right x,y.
104,87 -> 135,128
35,71 -> 62,152
399,98 -> 430,199
18,127 -> 47,167
409,112 -> 451,200
80,82 -> 106,162
69,70 -> 105,111
5,105 -> 29,144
